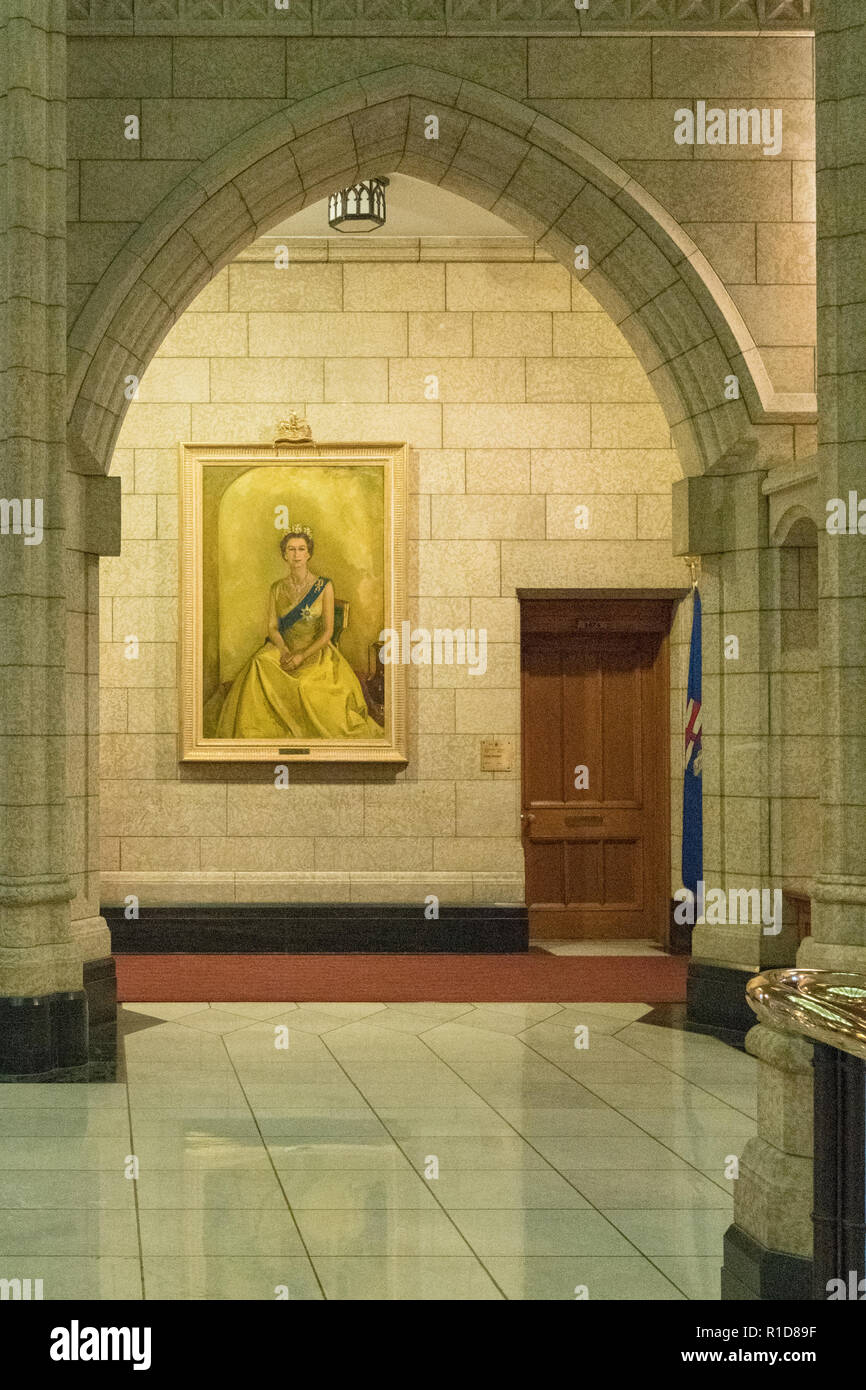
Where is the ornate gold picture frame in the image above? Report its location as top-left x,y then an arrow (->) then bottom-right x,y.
179,435 -> 408,763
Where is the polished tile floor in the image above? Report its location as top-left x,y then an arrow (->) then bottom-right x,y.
0,1000 -> 756,1300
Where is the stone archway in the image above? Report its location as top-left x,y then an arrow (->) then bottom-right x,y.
53,63 -> 817,1077
66,65 -> 807,483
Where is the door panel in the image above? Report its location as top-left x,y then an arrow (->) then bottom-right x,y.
520,598 -> 672,941
599,645 -> 641,803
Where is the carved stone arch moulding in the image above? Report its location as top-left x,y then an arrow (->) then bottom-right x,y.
65,0 -> 814,36
66,65 -> 816,483
762,457 -> 820,546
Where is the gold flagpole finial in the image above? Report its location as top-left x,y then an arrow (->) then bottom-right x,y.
684,555 -> 700,590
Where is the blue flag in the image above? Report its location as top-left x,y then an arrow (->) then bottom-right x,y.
682,588 -> 703,897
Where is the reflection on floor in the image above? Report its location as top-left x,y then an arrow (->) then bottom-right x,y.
0,1000 -> 756,1300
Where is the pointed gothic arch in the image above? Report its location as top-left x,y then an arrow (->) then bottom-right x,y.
66,65 -> 813,481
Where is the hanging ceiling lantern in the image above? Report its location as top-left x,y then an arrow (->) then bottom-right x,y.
328,177 -> 389,233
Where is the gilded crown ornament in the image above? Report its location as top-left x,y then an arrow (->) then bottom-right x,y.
275,412 -> 314,445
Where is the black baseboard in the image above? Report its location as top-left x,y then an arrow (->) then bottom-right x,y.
0,991 -> 89,1081
83,955 -> 117,1028
722,1223 -> 812,1301
812,1043 -> 866,1299
668,899 -> 693,955
686,960 -> 756,1049
102,902 -> 530,954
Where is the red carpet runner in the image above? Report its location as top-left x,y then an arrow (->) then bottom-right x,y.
115,953 -> 688,1003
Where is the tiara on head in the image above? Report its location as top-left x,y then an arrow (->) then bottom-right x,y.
280,525 -> 313,540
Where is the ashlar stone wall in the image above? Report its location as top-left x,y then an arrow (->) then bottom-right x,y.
99,240 -> 692,908
66,32 -> 816,413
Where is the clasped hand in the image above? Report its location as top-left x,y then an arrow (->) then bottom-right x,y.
280,650 -> 303,672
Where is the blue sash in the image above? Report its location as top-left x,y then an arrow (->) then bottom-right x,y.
277,575 -> 329,636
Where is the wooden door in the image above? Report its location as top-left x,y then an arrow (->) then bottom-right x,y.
520,595 -> 674,941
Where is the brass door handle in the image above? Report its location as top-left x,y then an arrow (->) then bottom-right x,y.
520,812 -> 535,823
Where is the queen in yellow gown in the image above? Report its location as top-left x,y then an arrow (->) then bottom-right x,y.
215,530 -> 384,740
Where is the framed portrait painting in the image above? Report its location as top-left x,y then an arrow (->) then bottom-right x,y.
179,436 -> 408,763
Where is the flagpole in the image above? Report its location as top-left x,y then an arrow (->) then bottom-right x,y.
681,558 -> 703,934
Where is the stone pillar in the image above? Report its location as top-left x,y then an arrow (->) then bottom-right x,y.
723,1 -> 866,1299
65,512 -> 117,1056
723,1026 -> 813,1300
675,461 -> 817,1296
0,0 -> 89,1075
673,460 -> 797,1042
798,1 -> 866,977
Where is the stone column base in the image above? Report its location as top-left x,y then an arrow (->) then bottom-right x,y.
83,955 -> 118,1061
722,1224 -> 812,1300
686,960 -> 756,1046
0,959 -> 117,1082
0,991 -> 89,1081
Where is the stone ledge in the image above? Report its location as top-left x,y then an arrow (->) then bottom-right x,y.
236,235 -> 548,263
100,870 -> 524,907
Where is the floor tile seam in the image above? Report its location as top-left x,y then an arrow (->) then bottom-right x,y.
475,1003 -> 566,1020
609,1127 -> 755,1145
298,1221 -> 505,1292
321,1025 -> 534,1098
662,1061 -> 758,1080
580,1095 -> 742,1191
0,1126 -> 135,1138
305,1032 -> 508,1294
324,1003 -> 574,1058
366,1106 -> 522,1278
0,1204 -> 139,1212
550,1163 -> 738,1184
473,1251 -> 682,1294
476,1039 -> 745,1188
463,1089 -> 687,1268
123,1078 -> 146,1301
701,1170 -> 737,1196
627,1251 -> 701,1300
601,1205 -> 734,1249
555,1048 -> 756,1100
504,1029 -> 634,1088
119,1002 -> 733,1298
332,1039 -> 617,1267
645,1069 -> 758,1120
598,1026 -> 700,1069
213,1029 -> 329,1302
357,1035 -> 584,1166
317,1021 -> 453,1066
442,1200 -> 701,1269
568,1188 -> 734,1213
411,1017 -> 486,1042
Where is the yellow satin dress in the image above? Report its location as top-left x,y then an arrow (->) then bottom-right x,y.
215,581 -> 384,740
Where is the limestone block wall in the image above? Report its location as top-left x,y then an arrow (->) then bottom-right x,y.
769,537 -> 819,893
65,31 -> 816,407
527,34 -> 816,401
731,0 -> 866,1285
688,514 -> 820,975
99,242 -> 693,908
